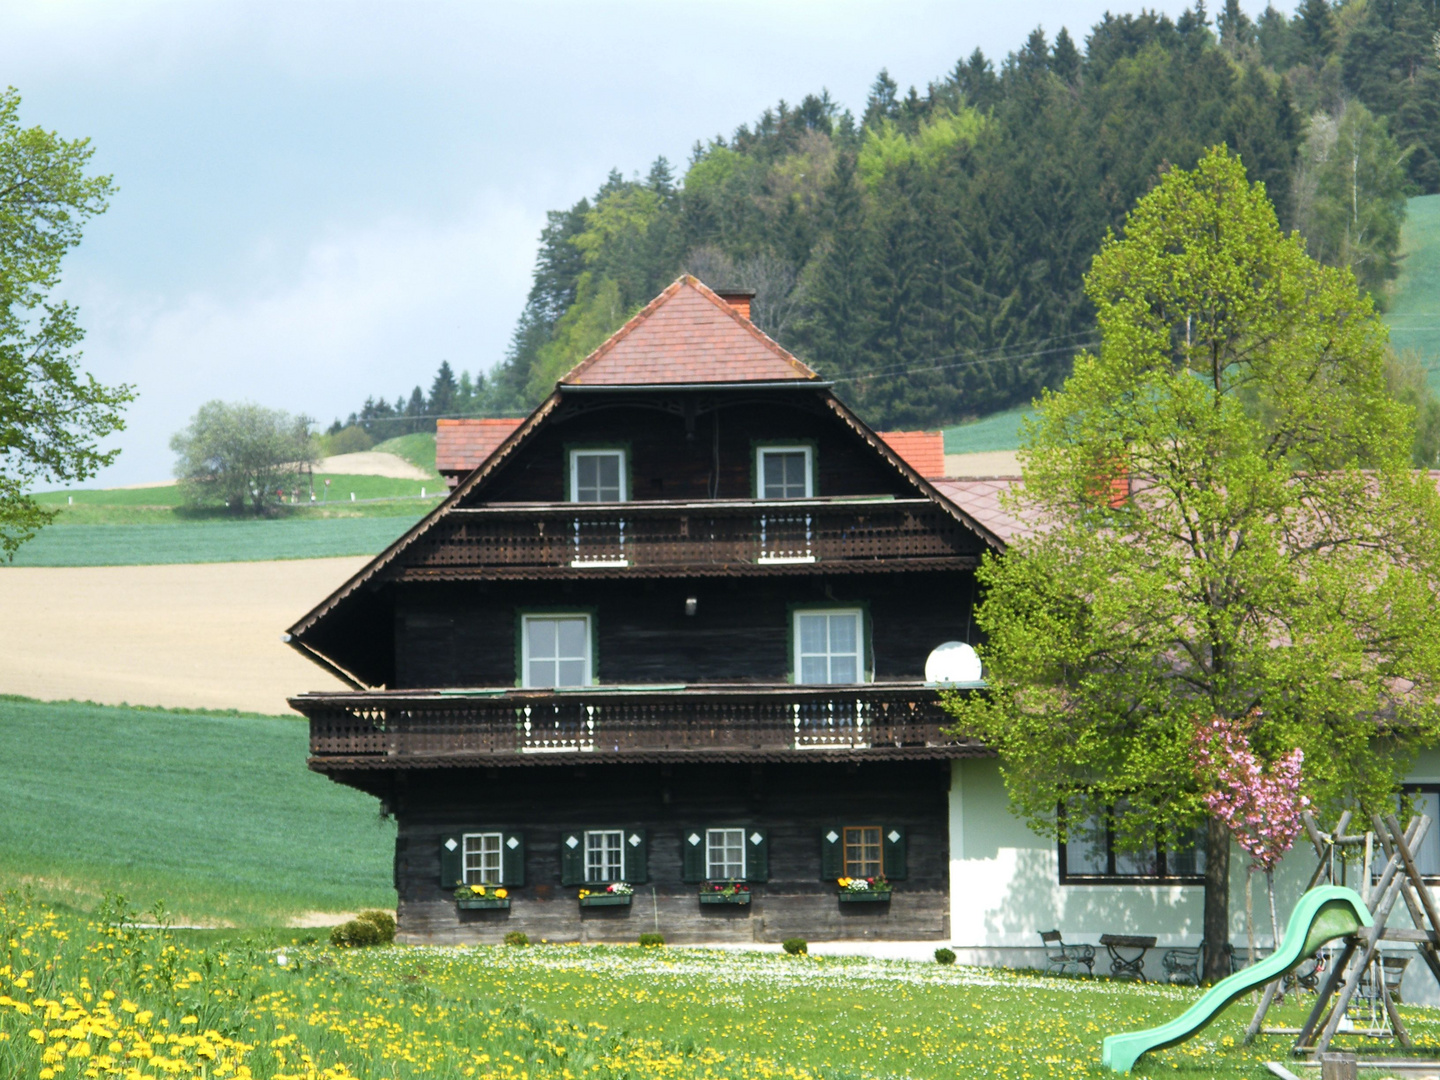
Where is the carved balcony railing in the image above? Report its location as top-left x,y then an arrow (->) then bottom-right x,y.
397,497 -> 979,580
294,683 -> 987,769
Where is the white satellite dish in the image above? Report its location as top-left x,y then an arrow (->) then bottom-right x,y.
925,641 -> 982,684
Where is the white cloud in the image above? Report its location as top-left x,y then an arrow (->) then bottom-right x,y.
72,191 -> 538,486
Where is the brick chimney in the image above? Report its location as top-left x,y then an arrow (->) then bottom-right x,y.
716,288 -> 755,322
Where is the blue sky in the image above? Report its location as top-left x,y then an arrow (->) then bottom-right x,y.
4,0 -> 1253,485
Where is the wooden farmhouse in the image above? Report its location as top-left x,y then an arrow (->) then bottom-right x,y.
293,274 -> 1407,960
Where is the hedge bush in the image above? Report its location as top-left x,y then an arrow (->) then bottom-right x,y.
934,947 -> 957,965
638,933 -> 665,948
782,938 -> 808,956
504,931 -> 530,947
330,918 -> 382,948
357,910 -> 396,943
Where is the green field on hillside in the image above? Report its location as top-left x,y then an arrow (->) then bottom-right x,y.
373,431 -> 438,472
943,405 -> 1035,454
1389,193 -> 1440,394
3,515 -> 425,566
0,696 -> 394,924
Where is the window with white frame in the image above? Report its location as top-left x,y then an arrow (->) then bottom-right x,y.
522,614 -> 592,688
463,832 -> 503,885
585,829 -> 624,882
570,449 -> 626,502
757,446 -> 812,499
706,828 -> 746,880
794,609 -> 864,684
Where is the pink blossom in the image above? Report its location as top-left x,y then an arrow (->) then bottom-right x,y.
1194,714 -> 1309,871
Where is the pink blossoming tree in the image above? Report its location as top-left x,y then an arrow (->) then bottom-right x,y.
1194,714 -> 1310,962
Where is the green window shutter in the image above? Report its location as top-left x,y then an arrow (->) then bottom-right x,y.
884,825 -> 908,881
820,825 -> 843,881
560,831 -> 585,886
625,828 -> 649,884
502,831 -> 526,887
681,827 -> 706,883
440,835 -> 464,888
746,828 -> 769,883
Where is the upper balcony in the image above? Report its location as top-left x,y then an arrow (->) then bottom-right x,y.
294,682 -> 986,771
395,497 -> 981,581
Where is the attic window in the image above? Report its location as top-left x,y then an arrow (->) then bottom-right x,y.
570,449 -> 626,502
757,445 -> 813,499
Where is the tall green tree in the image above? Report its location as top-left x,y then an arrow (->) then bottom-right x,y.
0,89 -> 132,558
171,401 -> 317,516
948,148 -> 1440,983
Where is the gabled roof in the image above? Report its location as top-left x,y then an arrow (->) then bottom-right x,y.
878,431 -> 945,478
435,418 -> 524,475
560,276 -> 818,386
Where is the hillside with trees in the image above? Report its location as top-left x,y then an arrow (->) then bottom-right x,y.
332,0 -> 1436,437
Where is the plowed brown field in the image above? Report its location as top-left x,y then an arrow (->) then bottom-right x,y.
0,557 -> 367,714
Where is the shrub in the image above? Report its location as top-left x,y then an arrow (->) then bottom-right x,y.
330,918 -> 382,948
504,931 -> 530,947
318,424 -> 373,456
782,937 -> 808,956
934,947 -> 957,965
357,909 -> 396,943
638,933 -> 665,948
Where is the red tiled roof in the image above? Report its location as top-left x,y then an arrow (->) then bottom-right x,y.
560,276 -> 818,386
435,418 -> 525,474
878,431 -> 945,478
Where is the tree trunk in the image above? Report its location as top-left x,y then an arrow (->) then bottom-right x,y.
1204,815 -> 1231,983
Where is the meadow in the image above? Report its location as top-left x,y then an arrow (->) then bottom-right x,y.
1389,193 -> 1440,394
0,697 -> 394,925
4,895 -> 1440,1080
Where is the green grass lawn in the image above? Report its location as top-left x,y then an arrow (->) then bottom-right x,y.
0,696 -> 394,924
5,901 -> 1440,1080
1389,193 -> 1440,394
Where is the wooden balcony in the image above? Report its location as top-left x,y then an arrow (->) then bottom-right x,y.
294,683 -> 987,770
397,497 -> 980,580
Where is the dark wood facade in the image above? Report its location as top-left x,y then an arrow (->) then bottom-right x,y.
386,761 -> 952,944
287,278 -> 1003,945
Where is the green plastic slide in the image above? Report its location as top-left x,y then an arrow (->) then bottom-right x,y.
1101,884 -> 1372,1073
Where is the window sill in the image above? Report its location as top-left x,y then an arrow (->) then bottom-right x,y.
838,891 -> 892,903
457,897 -> 511,910
699,892 -> 751,905
579,894 -> 632,907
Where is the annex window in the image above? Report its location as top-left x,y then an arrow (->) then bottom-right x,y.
757,445 -> 813,499
463,832 -> 504,885
1058,805 -> 1206,884
585,829 -> 625,883
570,449 -> 626,502
794,609 -> 864,685
521,614 -> 591,688
706,828 -> 746,880
844,826 -> 883,879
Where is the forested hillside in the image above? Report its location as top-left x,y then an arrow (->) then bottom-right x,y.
338,0 -> 1436,435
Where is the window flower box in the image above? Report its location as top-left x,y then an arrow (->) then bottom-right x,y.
699,882 -> 751,905
837,876 -> 892,902
455,885 -> 510,910
579,883 -> 633,907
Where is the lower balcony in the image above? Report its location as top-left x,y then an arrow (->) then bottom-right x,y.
294,683 -> 986,769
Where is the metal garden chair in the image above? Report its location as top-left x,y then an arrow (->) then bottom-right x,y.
1039,930 -> 1095,976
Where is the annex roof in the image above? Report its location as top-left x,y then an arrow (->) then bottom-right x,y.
559,276 -> 819,386
435,418 -> 524,475
930,477 -> 1035,545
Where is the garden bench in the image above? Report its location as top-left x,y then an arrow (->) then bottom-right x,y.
1161,946 -> 1202,986
1039,930 -> 1095,976
1100,934 -> 1157,981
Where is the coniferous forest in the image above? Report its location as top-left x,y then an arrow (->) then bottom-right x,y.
336,0 -> 1438,436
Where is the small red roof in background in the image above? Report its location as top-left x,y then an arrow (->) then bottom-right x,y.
877,431 -> 945,478
561,276 -> 817,386
435,418 -> 524,475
